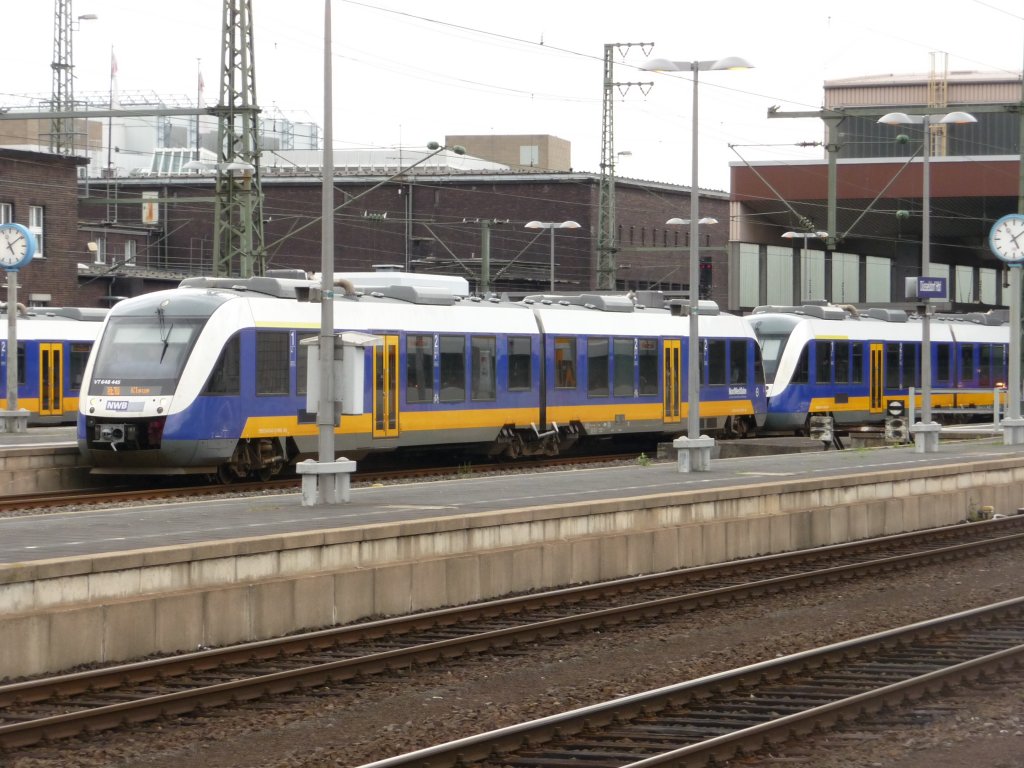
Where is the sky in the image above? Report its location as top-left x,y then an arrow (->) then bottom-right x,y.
3,0 -> 1024,191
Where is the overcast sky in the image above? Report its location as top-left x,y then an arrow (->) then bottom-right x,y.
3,0 -> 1023,191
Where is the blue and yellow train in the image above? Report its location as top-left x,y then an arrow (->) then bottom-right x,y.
1,305 -> 106,425
77,274 -> 767,479
748,303 -> 1010,433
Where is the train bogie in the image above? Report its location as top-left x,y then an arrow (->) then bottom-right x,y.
77,275 -> 768,478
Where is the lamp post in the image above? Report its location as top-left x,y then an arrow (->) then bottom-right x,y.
781,230 -> 829,301
524,220 -> 581,292
878,110 -> 976,452
642,55 -> 752,472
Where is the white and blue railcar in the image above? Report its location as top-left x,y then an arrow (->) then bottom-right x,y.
749,304 -> 1009,432
78,275 -> 767,480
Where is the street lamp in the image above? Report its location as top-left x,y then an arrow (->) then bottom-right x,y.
877,110 -> 976,453
524,220 -> 581,292
642,55 -> 752,472
781,230 -> 829,301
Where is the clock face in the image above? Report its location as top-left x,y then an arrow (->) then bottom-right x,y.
989,214 -> 1024,264
0,223 -> 35,270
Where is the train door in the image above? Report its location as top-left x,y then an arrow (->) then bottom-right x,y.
38,343 -> 63,417
868,343 -> 883,413
662,339 -> 681,423
373,335 -> 400,438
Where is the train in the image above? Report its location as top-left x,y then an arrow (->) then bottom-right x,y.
77,273 -> 767,480
748,303 -> 1010,432
1,304 -> 107,425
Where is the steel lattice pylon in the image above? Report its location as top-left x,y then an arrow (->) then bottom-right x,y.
213,0 -> 266,277
49,0 -> 75,155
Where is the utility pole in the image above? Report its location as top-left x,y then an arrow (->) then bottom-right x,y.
213,0 -> 266,277
596,43 -> 652,290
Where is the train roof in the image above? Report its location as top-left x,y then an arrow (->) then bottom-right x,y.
1,305 -> 108,321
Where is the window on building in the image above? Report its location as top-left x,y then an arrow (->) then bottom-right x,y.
765,245 -> 793,305
865,256 -> 891,302
94,238 -> 106,265
124,240 -> 137,266
0,203 -> 11,224
255,331 -> 290,395
832,251 -> 860,304
28,206 -> 43,258
519,145 -> 539,166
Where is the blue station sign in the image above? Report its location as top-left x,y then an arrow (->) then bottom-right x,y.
916,276 -> 948,301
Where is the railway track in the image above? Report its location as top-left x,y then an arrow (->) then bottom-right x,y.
364,597 -> 1024,768
1,515 -> 1022,751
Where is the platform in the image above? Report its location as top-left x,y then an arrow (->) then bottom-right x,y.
2,435 -> 1023,678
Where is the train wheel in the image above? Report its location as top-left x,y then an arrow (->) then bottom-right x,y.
217,464 -> 237,485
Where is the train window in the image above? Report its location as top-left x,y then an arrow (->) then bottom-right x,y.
729,339 -> 746,385
612,338 -> 634,397
256,332 -> 290,395
439,335 -> 466,402
88,318 -> 203,394
706,339 -> 726,385
296,337 -> 309,396
885,343 -> 902,389
936,343 -> 952,383
851,343 -> 864,384
406,334 -> 434,403
791,345 -> 809,384
471,336 -> 496,401
815,341 -> 832,384
507,336 -> 532,391
69,343 -> 91,390
204,334 -> 241,395
555,337 -> 577,389
959,344 -> 976,385
16,343 -> 25,385
911,344 -> 921,389
638,339 -> 658,395
833,341 -> 849,384
587,338 -> 610,397
979,344 -> 995,388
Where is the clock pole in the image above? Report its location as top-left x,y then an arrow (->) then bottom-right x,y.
2,267 -> 28,433
987,213 -> 1024,445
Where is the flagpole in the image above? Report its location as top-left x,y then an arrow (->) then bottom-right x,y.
195,59 -> 202,160
107,47 -> 115,174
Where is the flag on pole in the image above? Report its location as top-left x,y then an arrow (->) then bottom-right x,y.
110,48 -> 120,109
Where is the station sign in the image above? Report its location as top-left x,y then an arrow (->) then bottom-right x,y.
916,276 -> 947,301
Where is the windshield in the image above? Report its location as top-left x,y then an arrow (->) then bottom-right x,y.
88,316 -> 206,396
753,334 -> 788,383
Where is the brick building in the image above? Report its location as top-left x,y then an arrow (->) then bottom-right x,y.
0,149 -> 87,307
76,170 -> 730,305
